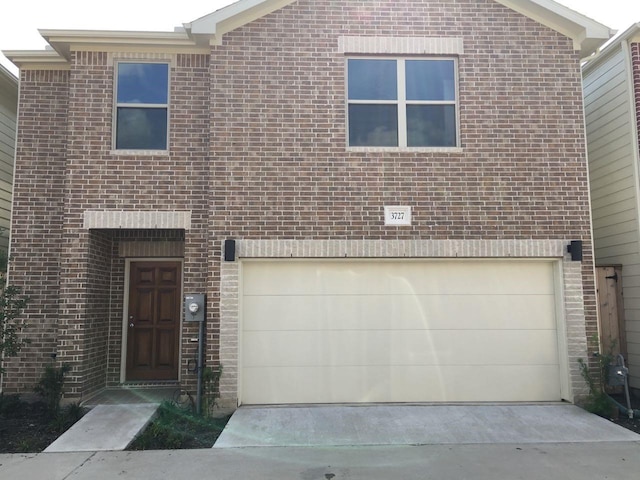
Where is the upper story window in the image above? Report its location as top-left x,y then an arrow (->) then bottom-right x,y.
115,62 -> 169,150
347,58 -> 458,148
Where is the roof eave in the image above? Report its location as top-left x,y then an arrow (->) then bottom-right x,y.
4,29 -> 211,70
495,0 -> 614,58
582,23 -> 640,73
186,0 -> 295,43
2,50 -> 70,70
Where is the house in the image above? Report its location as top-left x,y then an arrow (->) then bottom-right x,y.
0,64 -> 17,252
583,23 -> 640,397
1,0 -> 613,408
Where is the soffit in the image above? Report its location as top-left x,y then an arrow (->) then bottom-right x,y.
582,23 -> 640,74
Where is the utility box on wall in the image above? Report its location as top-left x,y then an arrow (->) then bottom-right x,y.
184,294 -> 205,322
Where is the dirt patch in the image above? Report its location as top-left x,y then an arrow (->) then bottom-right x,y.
0,395 -> 84,453
607,393 -> 640,435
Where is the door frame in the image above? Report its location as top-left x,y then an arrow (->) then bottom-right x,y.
120,257 -> 184,383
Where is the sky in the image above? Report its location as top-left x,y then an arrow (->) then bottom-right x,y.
1,0 -> 639,76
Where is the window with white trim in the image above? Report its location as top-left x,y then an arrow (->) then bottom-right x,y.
115,62 -> 169,150
347,58 -> 458,148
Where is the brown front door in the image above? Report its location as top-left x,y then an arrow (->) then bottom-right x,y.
126,261 -> 181,381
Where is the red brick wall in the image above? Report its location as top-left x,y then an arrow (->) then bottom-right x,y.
4,0 -> 598,397
4,70 -> 68,393
209,0 -> 597,351
4,50 -> 211,396
212,0 -> 591,241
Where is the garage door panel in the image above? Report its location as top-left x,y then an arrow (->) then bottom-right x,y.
243,366 -> 394,404
243,261 -> 554,296
389,365 -> 561,402
243,330 -> 559,367
241,260 -> 561,404
243,294 -> 556,331
242,365 -> 561,404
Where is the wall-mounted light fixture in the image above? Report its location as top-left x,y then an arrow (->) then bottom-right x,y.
224,239 -> 236,262
567,240 -> 583,262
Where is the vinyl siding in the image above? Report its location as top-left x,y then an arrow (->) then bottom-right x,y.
0,74 -> 17,252
584,44 -> 640,388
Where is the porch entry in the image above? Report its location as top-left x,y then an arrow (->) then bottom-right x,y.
126,261 -> 182,381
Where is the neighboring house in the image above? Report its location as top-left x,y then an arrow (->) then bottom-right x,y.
583,23 -> 640,396
0,64 -> 17,252
1,0 -> 613,408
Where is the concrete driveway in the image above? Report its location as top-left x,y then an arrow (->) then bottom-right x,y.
214,404 -> 640,448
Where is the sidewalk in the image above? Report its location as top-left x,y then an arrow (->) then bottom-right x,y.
2,442 -> 639,480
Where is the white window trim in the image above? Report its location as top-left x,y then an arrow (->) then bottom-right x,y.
112,60 -> 171,152
346,56 -> 460,150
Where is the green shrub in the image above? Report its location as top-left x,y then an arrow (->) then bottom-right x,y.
34,363 -> 71,418
0,249 -> 29,373
202,365 -> 222,418
578,355 -> 614,417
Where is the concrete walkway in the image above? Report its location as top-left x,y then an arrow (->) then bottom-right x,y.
3,404 -> 640,479
2,442 -> 640,480
215,404 -> 640,447
44,404 -> 159,452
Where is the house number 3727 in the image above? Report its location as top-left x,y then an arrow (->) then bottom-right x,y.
384,206 -> 412,226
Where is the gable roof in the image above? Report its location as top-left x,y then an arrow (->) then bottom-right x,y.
4,0 -> 614,69
186,0 -> 614,57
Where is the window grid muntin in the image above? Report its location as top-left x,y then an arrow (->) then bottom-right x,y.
114,61 -> 170,151
346,57 -> 458,148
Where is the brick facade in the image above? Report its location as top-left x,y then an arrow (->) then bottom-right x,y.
3,0 -> 597,404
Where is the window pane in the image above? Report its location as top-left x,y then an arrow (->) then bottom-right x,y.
348,59 -> 397,100
349,104 -> 398,146
117,63 -> 169,104
407,105 -> 456,147
116,108 -> 168,150
406,60 -> 455,101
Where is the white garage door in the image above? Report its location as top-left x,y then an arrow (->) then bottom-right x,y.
241,260 -> 561,404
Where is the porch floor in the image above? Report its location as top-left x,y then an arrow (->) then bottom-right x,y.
81,386 -> 179,407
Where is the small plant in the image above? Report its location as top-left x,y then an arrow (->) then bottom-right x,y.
34,363 -> 71,418
0,248 -> 29,373
578,339 -> 617,417
578,357 -> 612,416
63,401 -> 85,423
202,365 -> 222,418
16,439 -> 33,453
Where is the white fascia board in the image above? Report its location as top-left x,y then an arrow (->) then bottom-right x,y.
582,23 -> 640,73
186,0 -> 295,41
39,29 -> 207,59
2,49 -> 70,70
187,0 -> 612,54
495,0 -> 614,57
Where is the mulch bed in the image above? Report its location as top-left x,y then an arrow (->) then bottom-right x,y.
607,393 -> 640,434
0,396 -> 77,453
